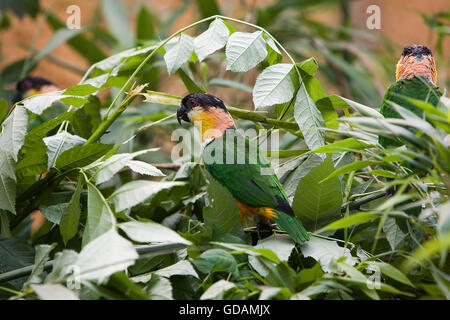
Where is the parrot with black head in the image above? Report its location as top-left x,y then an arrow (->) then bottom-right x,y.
12,76 -> 59,104
379,44 -> 442,148
177,93 -> 309,244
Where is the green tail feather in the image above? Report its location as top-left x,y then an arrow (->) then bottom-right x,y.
274,211 -> 310,244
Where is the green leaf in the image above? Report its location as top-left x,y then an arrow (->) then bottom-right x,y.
55,143 -> 112,171
163,34 -> 194,75
31,284 -> 79,300
82,183 -> 116,247
63,84 -> 100,96
292,156 -> 342,230
0,105 -> 28,161
253,63 -> 295,109
203,172 -> 243,237
320,160 -> 376,183
136,5 -> 156,41
144,274 -> 173,300
126,160 -> 164,177
366,169 -> 398,178
119,221 -> 191,245
248,235 -> 295,277
293,79 -> 325,152
383,217 -> 407,250
200,279 -> 236,300
195,0 -> 221,18
24,244 -> 56,287
60,178 -> 83,244
40,203 -> 68,224
22,91 -> 64,115
300,236 -> 356,273
194,18 -> 229,62
320,212 -> 379,231
225,31 -> 267,72
0,150 -> 17,214
0,238 -> 34,288
193,249 -> 239,277
76,228 -> 138,281
16,111 -> 76,178
109,180 -> 185,212
297,58 -> 318,76
86,149 -> 157,185
209,78 -> 253,93
43,132 -> 86,168
312,138 -> 372,153
32,29 -> 83,62
152,260 -> 198,280
366,261 -> 415,287
45,249 -> 78,283
177,67 -> 206,93
0,98 -> 7,124
100,0 -> 134,49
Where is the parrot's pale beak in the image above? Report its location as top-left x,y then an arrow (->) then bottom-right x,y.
177,105 -> 190,124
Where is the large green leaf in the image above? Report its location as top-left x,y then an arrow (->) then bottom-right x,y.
194,18 -> 229,62
85,148 -> 160,185
55,143 -> 112,171
0,150 -> 17,214
16,111 -> 75,179
192,249 -> 238,278
292,156 -> 342,230
225,31 -> 267,72
293,79 -> 325,152
203,173 -> 242,237
24,244 -> 56,287
252,63 -> 295,109
60,178 -> 83,244
76,229 -> 138,281
0,238 -> 35,288
109,180 -> 185,212
119,221 -> 191,245
82,184 -> 116,247
0,105 -> 28,161
300,236 -> 356,273
43,132 -> 86,168
200,280 -> 236,300
163,34 -> 194,75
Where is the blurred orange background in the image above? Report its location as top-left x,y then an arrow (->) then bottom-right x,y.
1,0 -> 448,93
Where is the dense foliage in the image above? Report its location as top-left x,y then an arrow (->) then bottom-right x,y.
0,0 -> 449,300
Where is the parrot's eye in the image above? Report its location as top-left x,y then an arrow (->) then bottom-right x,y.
187,97 -> 197,109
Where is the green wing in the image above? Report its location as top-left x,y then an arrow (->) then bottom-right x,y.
379,75 -> 442,147
203,128 -> 309,244
203,129 -> 287,208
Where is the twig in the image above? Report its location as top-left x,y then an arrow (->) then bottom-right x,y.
341,191 -> 387,212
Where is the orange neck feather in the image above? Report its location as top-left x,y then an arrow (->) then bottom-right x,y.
190,107 -> 235,142
396,55 -> 437,85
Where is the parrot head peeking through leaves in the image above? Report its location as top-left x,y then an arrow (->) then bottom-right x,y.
395,44 -> 437,85
12,76 -> 60,104
177,93 -> 310,244
379,44 -> 442,148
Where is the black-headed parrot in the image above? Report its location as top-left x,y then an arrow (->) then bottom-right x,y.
379,44 -> 442,148
177,93 -> 310,244
12,76 -> 59,104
